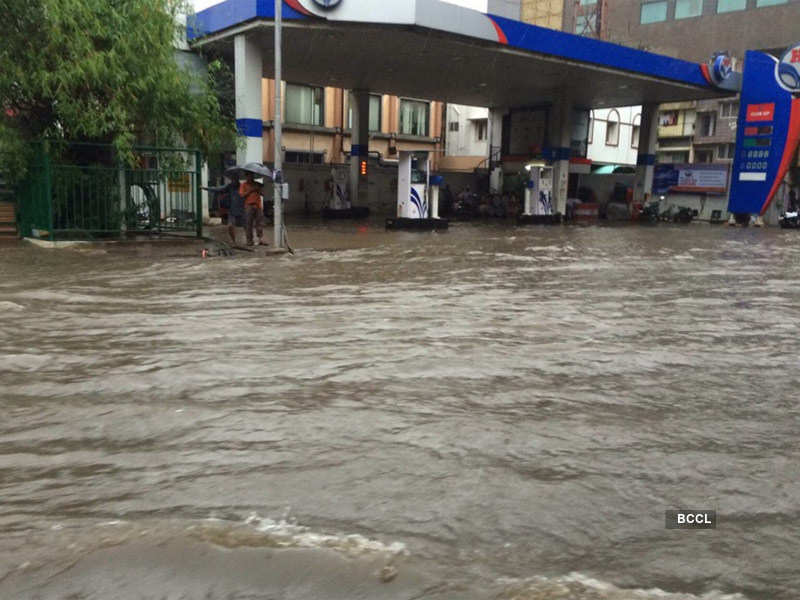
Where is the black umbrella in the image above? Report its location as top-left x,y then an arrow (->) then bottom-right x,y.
225,163 -> 273,180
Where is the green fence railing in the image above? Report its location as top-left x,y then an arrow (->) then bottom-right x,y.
17,143 -> 202,241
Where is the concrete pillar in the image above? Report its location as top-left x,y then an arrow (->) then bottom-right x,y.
635,103 -> 659,203
488,107 -> 505,193
488,108 -> 504,158
549,95 -> 573,215
333,89 -> 345,163
234,35 -> 263,165
349,89 -> 370,206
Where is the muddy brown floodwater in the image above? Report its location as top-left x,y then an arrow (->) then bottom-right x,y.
0,221 -> 798,600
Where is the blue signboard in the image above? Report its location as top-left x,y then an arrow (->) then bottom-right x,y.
728,48 -> 800,215
653,164 -> 728,196
653,165 -> 679,196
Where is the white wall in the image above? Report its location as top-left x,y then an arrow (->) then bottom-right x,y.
445,104 -> 490,157
587,106 -> 641,166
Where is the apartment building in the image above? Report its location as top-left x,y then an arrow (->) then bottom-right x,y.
256,81 -> 443,169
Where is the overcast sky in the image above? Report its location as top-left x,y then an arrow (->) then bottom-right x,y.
190,0 -> 487,13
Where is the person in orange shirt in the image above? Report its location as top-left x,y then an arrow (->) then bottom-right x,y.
239,172 -> 265,246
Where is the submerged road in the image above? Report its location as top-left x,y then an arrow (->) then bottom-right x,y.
0,222 -> 798,599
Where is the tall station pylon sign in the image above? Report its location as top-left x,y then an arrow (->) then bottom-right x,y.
728,43 -> 800,216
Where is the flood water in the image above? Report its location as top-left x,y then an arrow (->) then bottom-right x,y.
0,221 -> 798,600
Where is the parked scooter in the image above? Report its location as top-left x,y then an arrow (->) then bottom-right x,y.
658,198 -> 696,224
779,211 -> 800,229
639,201 -> 661,224
672,206 -> 697,224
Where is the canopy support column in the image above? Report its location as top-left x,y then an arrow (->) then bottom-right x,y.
635,103 -> 659,203
488,107 -> 505,193
549,94 -> 574,216
234,34 -> 263,165
349,89 -> 370,207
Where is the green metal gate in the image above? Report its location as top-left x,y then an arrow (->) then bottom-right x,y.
17,143 -> 202,241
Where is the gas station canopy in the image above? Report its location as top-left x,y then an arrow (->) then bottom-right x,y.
189,0 -> 734,109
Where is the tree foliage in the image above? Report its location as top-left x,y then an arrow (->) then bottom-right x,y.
0,0 -> 237,180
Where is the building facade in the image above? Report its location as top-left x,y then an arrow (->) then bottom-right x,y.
521,0 -> 564,28
596,0 -> 798,61
587,107 -> 641,166
257,81 -> 444,169
441,104 -> 490,172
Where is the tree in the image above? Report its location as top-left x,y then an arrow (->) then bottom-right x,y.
0,0 -> 237,180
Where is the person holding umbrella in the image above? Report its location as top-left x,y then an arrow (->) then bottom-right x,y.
238,171 -> 262,246
223,167 -> 247,245
237,163 -> 273,246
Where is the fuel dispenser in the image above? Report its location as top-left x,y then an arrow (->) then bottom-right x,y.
518,162 -> 561,225
321,166 -> 370,219
329,167 -> 349,210
386,150 -> 448,230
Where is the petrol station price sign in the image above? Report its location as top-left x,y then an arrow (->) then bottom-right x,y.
736,104 -> 774,181
728,45 -> 800,215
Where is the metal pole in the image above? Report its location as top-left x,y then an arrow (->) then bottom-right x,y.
273,0 -> 283,248
43,142 -> 54,242
195,151 -> 203,239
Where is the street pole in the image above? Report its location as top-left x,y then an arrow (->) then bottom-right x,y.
273,0 -> 283,248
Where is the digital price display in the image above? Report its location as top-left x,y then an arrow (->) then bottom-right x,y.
744,125 -> 773,136
743,137 -> 772,147
734,102 -> 779,182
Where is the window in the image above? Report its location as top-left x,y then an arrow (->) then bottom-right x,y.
720,101 -> 738,118
675,0 -> 702,19
640,1 -> 667,23
368,95 -> 382,132
346,94 -> 382,132
632,114 -> 641,149
718,143 -> 735,159
575,14 -> 597,34
698,113 -> 716,137
717,0 -> 746,12
285,84 -> 324,126
605,110 -> 620,146
399,99 -> 430,136
284,150 -> 325,164
659,110 -> 679,127
449,121 -> 459,132
671,151 -> 690,163
695,149 -> 713,163
474,119 -> 488,142
571,109 -> 590,157
756,0 -> 787,6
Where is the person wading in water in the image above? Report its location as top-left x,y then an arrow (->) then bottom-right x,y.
239,172 -> 266,246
